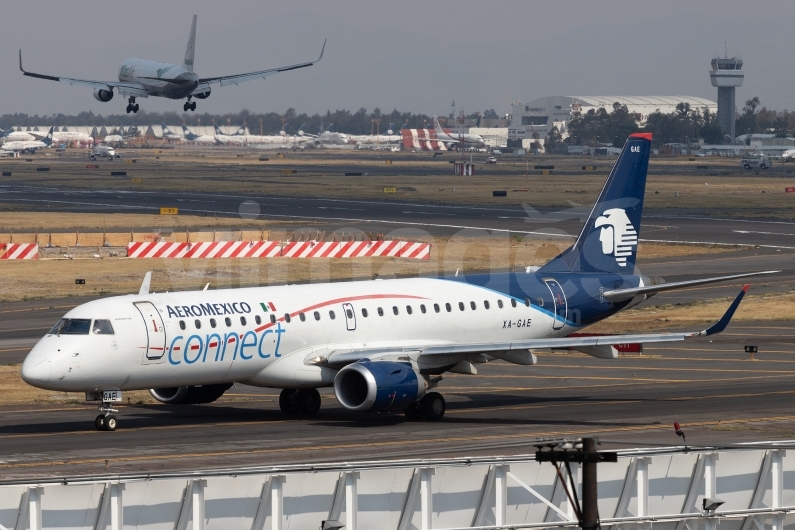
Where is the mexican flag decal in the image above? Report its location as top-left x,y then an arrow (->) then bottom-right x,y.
260,302 -> 277,312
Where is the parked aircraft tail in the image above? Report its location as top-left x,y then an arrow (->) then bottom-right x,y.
433,116 -> 444,133
183,15 -> 197,73
538,133 -> 652,274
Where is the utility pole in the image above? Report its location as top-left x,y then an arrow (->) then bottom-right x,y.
535,437 -> 616,530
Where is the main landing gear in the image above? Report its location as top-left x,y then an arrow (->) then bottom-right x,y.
183,97 -> 196,112
404,392 -> 446,421
126,96 -> 139,114
94,400 -> 118,431
279,388 -> 321,416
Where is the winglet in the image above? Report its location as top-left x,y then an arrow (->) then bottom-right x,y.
317,39 -> 327,63
692,285 -> 749,337
18,49 -> 24,73
138,271 -> 152,295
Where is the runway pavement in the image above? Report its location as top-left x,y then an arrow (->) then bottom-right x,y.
2,183 -> 795,248
0,321 -> 794,479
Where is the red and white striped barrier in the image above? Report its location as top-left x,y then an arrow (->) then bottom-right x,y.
127,240 -> 431,260
0,243 -> 39,260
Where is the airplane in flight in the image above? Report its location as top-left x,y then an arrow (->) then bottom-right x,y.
1,127 -> 53,154
20,133 -> 775,431
19,15 -> 326,114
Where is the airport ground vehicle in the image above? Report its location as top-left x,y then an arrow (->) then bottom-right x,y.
21,133 -> 773,431
741,155 -> 771,169
486,156 -> 497,164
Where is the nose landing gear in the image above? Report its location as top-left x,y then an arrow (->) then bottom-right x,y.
95,400 -> 119,431
126,96 -> 139,114
183,97 -> 196,112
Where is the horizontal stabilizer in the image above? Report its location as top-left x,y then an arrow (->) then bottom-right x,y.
603,270 -> 777,301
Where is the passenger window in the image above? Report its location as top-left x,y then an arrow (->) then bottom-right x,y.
497,300 -> 504,309
459,302 -> 465,311
314,311 -> 320,321
406,305 -> 412,315
240,316 -> 247,326
538,297 -> 544,307
445,303 -> 452,312
329,310 -> 336,320
92,319 -> 114,335
179,320 -> 186,330
525,298 -> 531,307
300,313 -> 306,322
511,299 -> 517,308
470,301 -> 477,310
270,314 -> 276,324
255,315 -> 261,325
195,319 -> 201,329
362,308 -> 369,317
346,309 -> 353,319
393,306 -> 399,315
377,307 -> 384,316
284,314 -> 291,323
225,317 -> 232,327
434,303 -> 440,313
210,318 -> 217,328
484,300 -> 490,310
420,304 -> 426,314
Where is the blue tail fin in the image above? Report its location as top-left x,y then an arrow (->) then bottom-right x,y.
538,133 -> 652,274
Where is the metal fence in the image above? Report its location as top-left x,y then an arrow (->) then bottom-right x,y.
2,442 -> 795,530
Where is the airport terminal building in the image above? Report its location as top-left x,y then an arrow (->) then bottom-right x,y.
509,96 -> 717,139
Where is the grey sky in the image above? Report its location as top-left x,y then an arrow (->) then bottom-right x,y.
2,0 -> 795,118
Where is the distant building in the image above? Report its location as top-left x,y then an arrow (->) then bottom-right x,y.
509,96 -> 717,139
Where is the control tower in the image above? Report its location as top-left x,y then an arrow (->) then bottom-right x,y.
709,55 -> 744,141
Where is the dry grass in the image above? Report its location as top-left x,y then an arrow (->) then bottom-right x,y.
0,234 -> 733,302
2,149 -> 795,213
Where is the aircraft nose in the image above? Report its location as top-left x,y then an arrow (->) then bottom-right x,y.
21,356 -> 51,384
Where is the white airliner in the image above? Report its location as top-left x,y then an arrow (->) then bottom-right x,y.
21,133 -> 775,431
300,125 -> 351,146
432,116 -> 485,147
1,127 -> 53,154
19,15 -> 325,114
89,144 -> 120,161
782,149 -> 795,161
180,125 -> 216,144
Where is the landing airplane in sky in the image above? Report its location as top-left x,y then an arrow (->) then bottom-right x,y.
19,15 -> 326,114
432,116 -> 485,147
21,133 -> 775,431
1,127 -> 53,154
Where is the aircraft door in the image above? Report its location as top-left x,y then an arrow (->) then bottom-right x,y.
134,301 -> 167,360
342,303 -> 356,331
544,280 -> 568,331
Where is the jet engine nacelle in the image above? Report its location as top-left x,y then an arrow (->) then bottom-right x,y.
149,383 -> 232,405
92,87 -> 114,102
193,89 -> 211,100
333,360 -> 428,412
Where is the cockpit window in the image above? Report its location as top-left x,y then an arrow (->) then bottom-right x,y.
93,320 -> 115,335
49,318 -> 92,335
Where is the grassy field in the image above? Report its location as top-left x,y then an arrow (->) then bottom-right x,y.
1,148 -> 794,215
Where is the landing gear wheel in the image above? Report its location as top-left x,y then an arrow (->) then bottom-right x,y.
95,414 -> 106,431
104,414 -> 118,431
183,102 -> 190,112
420,392 -> 445,421
133,104 -> 139,113
126,105 -> 132,114
279,389 -> 300,415
296,389 -> 321,415
404,402 -> 423,420
190,102 -> 196,111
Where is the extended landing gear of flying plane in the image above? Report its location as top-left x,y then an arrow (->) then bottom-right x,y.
94,401 -> 118,431
404,392 -> 446,421
279,388 -> 321,416
183,97 -> 196,112
126,96 -> 139,114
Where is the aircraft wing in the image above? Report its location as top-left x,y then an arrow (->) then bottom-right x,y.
603,270 -> 778,301
19,50 -> 148,97
198,40 -> 325,87
310,285 -> 749,369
